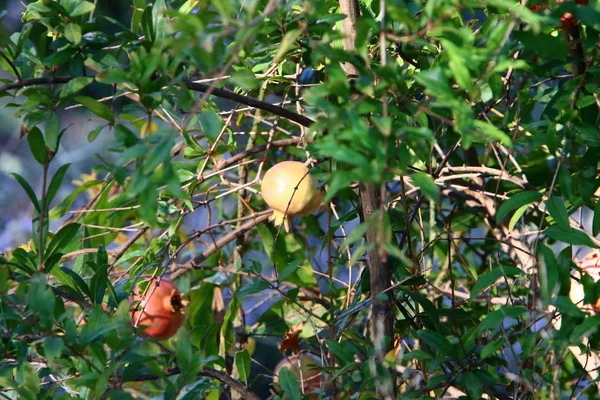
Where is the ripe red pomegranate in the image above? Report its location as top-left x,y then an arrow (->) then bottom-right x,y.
528,0 -> 589,29
130,278 -> 187,339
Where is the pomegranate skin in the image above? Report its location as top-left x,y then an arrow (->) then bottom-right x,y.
261,161 -> 323,232
131,278 -> 186,340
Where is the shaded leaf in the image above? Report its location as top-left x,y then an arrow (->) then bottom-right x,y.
75,96 -> 115,123
497,191 -> 541,223
546,196 -> 569,230
471,267 -> 522,299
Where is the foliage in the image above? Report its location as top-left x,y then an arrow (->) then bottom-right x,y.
1,0 -> 600,398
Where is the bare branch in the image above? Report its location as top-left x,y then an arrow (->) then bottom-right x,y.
132,366 -> 261,400
0,77 -> 315,128
169,212 -> 271,279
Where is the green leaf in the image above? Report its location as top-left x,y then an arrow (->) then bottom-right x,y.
545,225 -> 597,248
470,266 -> 522,299
46,163 -> 71,205
27,127 -> 48,164
279,259 -> 303,282
43,337 -> 64,360
273,29 -> 302,64
58,266 -> 92,300
508,203 -> 528,231
11,173 -> 41,212
90,263 -> 108,305
417,330 -> 456,357
50,179 -> 101,219
570,316 -> 600,343
75,96 -> 115,123
513,30 -> 567,60
96,244 -> 108,266
546,196 -> 569,230
88,125 -> 105,142
199,110 -> 224,142
478,306 -> 526,331
539,244 -> 559,304
71,1 -> 95,16
278,367 -> 303,399
229,69 -> 260,90
45,223 -> 80,260
496,191 -> 541,223
472,120 -> 512,146
234,349 -> 251,385
59,76 -> 93,99
45,113 -> 60,151
64,23 -> 82,45
480,338 -> 504,359
412,172 -> 440,204
593,199 -> 600,237
554,295 -> 585,318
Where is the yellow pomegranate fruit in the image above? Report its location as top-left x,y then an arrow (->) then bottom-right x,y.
260,161 -> 323,232
140,120 -> 158,137
273,353 -> 322,398
130,278 -> 187,340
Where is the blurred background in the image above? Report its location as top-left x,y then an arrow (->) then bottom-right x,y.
0,0 -> 136,251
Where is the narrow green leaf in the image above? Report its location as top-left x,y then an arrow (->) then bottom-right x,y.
88,125 -> 105,143
412,172 -> 440,204
470,267 -> 522,298
234,349 -> 251,385
570,316 -> 600,343
27,127 -> 48,164
496,191 -> 541,223
554,295 -> 585,318
545,225 -> 597,248
45,113 -> 59,151
473,120 -> 512,146
46,223 -> 80,259
75,96 -> 115,123
508,203 -> 528,231
59,266 -> 92,300
546,196 -> 570,230
273,29 -> 302,64
480,338 -> 504,359
90,263 -> 108,305
46,163 -> 71,205
97,245 -> 108,266
417,329 -> 456,357
593,199 -> 600,237
199,110 -> 224,142
478,306 -> 526,331
279,259 -> 303,282
539,244 -> 558,304
11,173 -> 41,212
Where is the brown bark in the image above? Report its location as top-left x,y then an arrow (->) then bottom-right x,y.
337,0 -> 396,397
338,0 -> 360,77
359,184 -> 396,399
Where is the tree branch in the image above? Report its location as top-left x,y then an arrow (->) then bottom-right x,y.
169,212 -> 271,279
184,80 -> 314,128
0,76 -> 72,91
132,366 -> 261,400
0,76 -> 314,129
